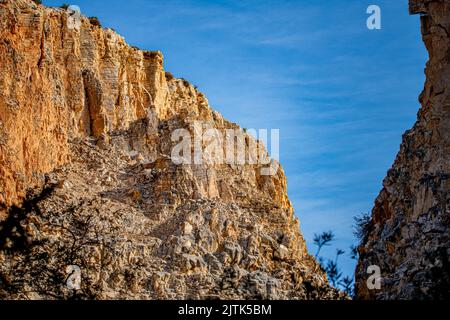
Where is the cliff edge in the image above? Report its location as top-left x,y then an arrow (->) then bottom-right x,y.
355,0 -> 450,300
0,0 -> 342,299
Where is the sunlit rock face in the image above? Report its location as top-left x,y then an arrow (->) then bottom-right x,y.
355,0 -> 450,300
0,0 -> 343,299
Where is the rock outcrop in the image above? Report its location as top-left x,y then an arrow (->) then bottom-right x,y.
355,0 -> 450,300
0,0 -> 342,299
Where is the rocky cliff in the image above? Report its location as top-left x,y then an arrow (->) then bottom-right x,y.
355,0 -> 450,300
0,0 -> 342,299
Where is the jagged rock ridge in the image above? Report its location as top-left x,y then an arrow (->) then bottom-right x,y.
355,0 -> 450,300
0,0 -> 342,299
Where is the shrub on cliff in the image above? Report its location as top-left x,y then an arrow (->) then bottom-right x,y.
353,212 -> 372,243
165,72 -> 174,81
32,0 -> 42,5
179,78 -> 190,87
0,185 -> 110,299
143,51 -> 160,59
89,16 -> 102,28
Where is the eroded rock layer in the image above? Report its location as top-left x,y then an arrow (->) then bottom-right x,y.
0,0 -> 341,299
355,0 -> 450,300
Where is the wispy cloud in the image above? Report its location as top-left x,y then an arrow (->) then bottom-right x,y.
45,0 -> 427,278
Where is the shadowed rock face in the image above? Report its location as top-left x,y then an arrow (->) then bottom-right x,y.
355,0 -> 450,300
0,0 -> 343,299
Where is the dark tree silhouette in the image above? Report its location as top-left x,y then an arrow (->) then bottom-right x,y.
313,231 -> 335,258
0,186 -> 115,299
325,249 -> 344,287
313,231 -> 356,297
353,212 -> 372,242
339,276 -> 354,296
349,245 -> 359,260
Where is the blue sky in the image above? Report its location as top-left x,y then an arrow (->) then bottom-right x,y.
45,0 -> 427,279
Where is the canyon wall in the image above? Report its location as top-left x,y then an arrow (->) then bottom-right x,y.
0,0 -> 341,299
0,0 -> 292,214
0,0 -> 171,211
355,0 -> 450,300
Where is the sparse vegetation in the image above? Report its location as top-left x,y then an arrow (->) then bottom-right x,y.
32,0 -> 42,5
179,78 -> 190,87
165,72 -> 174,81
60,3 -> 69,9
88,16 -> 102,28
339,276 -> 354,296
353,212 -> 372,242
313,231 -> 335,258
313,231 -> 355,297
349,244 -> 359,260
325,249 -> 344,287
143,51 -> 160,60
0,186 -> 114,299
312,216 -> 371,297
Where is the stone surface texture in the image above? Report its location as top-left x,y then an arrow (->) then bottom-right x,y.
0,0 -> 343,299
355,0 -> 450,300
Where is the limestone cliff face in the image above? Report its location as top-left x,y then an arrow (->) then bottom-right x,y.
355,0 -> 450,300
0,0 -> 172,210
0,0 -> 341,299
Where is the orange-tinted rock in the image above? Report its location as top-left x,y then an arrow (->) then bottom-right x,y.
0,0 -> 343,300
